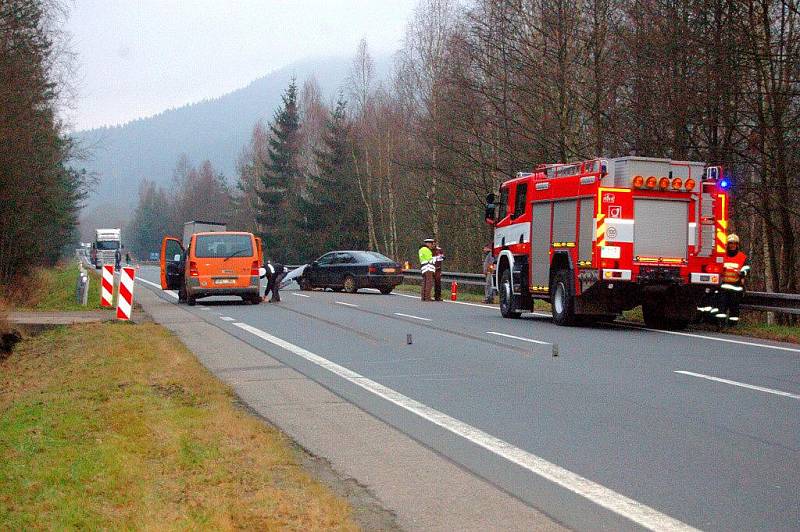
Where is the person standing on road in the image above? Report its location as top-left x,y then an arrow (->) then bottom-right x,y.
482,244 -> 496,304
433,242 -> 445,301
114,248 -> 121,270
262,259 -> 287,303
419,238 -> 436,301
713,234 -> 749,325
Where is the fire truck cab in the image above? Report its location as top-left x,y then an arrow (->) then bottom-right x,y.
486,157 -> 729,329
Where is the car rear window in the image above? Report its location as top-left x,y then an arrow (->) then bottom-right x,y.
194,234 -> 253,259
355,251 -> 393,262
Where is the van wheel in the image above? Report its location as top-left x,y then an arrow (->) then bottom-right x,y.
187,296 -> 196,306
178,284 -> 187,303
499,270 -> 521,318
343,276 -> 357,293
550,270 -> 576,326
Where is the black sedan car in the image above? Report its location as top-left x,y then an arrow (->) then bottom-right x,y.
298,251 -> 403,294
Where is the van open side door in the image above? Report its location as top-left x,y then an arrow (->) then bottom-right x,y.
160,237 -> 185,290
255,236 -> 264,266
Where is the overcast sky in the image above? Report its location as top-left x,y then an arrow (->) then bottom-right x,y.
64,0 -> 418,131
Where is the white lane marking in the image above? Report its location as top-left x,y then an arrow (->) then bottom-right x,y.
219,316 -> 235,322
292,293 -> 311,298
200,307 -> 211,311
675,371 -> 800,400
138,277 -> 179,299
623,325 -> 800,354
486,331 -> 551,345
394,292 -> 550,316
335,301 -> 359,308
232,322 -> 696,531
394,312 -> 431,322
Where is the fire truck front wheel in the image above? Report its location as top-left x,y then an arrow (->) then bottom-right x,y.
499,270 -> 522,319
550,270 -> 577,326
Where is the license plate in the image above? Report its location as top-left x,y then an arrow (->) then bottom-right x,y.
214,278 -> 236,285
382,268 -> 396,273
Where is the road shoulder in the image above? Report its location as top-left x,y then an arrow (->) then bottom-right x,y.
136,285 -> 566,531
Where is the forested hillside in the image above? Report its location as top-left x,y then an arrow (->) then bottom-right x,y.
126,0 -> 798,298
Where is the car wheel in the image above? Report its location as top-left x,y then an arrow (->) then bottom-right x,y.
380,286 -> 393,295
299,278 -> 312,291
343,275 -> 357,293
499,270 -> 521,318
550,269 -> 576,326
187,295 -> 196,306
331,287 -> 343,292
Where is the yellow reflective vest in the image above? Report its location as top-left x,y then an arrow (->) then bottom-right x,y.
419,246 -> 435,273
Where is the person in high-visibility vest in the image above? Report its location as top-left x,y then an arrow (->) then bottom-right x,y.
419,238 -> 436,301
712,233 -> 750,325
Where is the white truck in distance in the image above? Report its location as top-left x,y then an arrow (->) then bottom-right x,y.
182,221 -> 226,249
92,228 -> 122,269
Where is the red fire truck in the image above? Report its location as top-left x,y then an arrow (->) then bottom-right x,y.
485,156 -> 730,329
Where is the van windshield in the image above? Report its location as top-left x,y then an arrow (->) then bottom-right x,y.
195,234 -> 253,259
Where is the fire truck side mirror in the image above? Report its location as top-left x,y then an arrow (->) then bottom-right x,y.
484,193 -> 497,225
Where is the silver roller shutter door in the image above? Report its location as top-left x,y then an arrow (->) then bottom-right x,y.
633,199 -> 688,259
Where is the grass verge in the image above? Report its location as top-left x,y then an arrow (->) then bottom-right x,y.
0,322 -> 356,529
6,263 -> 104,311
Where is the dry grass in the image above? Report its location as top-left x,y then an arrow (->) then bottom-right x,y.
0,322 -> 357,530
1,263 -> 104,311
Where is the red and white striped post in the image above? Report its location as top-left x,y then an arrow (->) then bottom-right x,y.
101,264 -> 114,307
116,267 -> 136,321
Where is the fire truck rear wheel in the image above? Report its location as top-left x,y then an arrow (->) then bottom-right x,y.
499,270 -> 521,319
550,270 -> 576,326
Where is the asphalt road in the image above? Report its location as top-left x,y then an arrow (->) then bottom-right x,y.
135,266 -> 799,531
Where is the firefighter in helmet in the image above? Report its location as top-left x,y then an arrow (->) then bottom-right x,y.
712,233 -> 750,325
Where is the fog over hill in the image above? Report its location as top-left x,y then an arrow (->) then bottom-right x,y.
75,55 -> 390,234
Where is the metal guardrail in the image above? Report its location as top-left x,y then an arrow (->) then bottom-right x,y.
403,269 -> 800,314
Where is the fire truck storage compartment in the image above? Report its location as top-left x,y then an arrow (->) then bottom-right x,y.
633,198 -> 688,259
531,201 -> 551,287
578,198 -> 594,262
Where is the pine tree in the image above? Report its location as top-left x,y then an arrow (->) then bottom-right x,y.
256,79 -> 301,262
297,97 -> 366,257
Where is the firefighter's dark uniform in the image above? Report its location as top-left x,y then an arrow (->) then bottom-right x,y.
713,236 -> 749,324
263,261 -> 286,302
433,246 -> 444,301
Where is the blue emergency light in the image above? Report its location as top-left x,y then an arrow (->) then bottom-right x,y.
719,177 -> 731,190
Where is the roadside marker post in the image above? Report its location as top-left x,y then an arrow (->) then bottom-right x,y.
116,267 -> 136,321
101,265 -> 114,307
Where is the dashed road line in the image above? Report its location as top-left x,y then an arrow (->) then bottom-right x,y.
675,370 -> 800,400
292,292 -> 311,298
335,301 -> 359,308
219,316 -> 235,321
199,306 -> 211,311
486,331 -> 551,345
232,321 -> 697,532
394,312 -> 431,322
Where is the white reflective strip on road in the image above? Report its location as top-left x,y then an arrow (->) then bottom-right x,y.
137,277 -> 179,299
335,301 -> 359,308
292,293 -> 311,298
675,371 -> 800,400
628,326 -> 800,354
486,331 -> 552,345
232,321 -> 698,532
394,312 -> 431,321
219,316 -> 235,321
200,307 -> 210,311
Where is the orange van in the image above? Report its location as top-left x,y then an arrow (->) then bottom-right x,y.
160,232 -> 263,305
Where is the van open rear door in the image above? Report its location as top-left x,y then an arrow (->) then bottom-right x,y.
255,236 -> 264,266
160,237 -> 185,290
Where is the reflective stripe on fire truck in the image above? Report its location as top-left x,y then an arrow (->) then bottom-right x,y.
688,223 -> 697,247
493,222 -> 531,248
715,194 -> 728,253
595,214 -> 606,246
